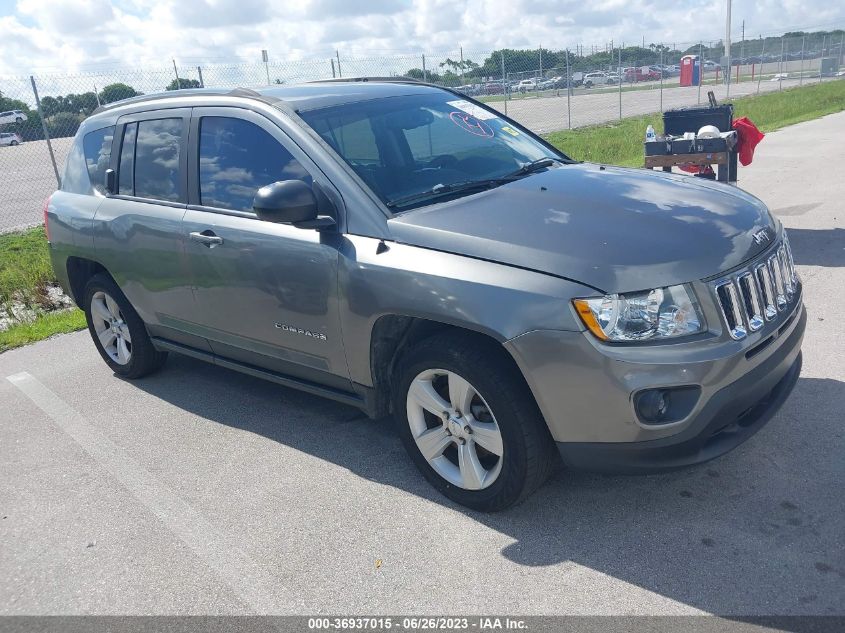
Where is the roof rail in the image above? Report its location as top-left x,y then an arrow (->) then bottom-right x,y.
91,87 -> 267,114
308,76 -> 423,85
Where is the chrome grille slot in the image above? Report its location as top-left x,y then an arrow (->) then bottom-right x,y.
737,273 -> 764,331
768,253 -> 787,311
779,245 -> 794,299
754,263 -> 777,320
715,281 -> 747,340
783,234 -> 798,285
713,234 -> 801,341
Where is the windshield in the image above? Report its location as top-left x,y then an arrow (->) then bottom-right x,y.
298,92 -> 567,210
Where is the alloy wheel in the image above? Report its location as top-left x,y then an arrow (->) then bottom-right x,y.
406,368 -> 504,491
90,290 -> 132,365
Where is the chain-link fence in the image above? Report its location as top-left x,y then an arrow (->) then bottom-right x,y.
2,32 -> 844,233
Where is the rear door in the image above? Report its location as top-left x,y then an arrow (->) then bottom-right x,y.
93,108 -> 211,351
181,106 -> 350,390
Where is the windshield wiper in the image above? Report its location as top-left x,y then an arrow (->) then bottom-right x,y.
500,157 -> 563,180
386,157 -> 565,209
386,178 -> 506,209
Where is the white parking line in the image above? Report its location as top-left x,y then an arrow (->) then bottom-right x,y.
6,370 -> 291,615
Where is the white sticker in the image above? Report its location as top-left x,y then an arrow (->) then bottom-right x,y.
446,100 -> 499,120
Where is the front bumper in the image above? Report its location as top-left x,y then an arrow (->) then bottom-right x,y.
505,299 -> 806,474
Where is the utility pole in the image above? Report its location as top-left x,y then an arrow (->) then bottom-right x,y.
725,0 -> 732,96
261,49 -> 270,85
539,44 -> 543,79
741,19 -> 745,62
172,59 -> 181,89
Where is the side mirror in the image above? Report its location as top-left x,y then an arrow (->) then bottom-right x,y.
253,180 -> 335,229
104,168 -> 116,195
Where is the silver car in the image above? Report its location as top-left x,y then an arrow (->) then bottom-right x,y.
46,81 -> 804,510
0,132 -> 22,146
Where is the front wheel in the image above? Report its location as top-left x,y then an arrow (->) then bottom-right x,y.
83,273 -> 167,379
393,332 -> 558,511
9,140 -> 18,146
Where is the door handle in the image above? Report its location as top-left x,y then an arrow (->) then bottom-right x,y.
190,230 -> 223,247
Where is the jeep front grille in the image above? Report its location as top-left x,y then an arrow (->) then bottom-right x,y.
714,233 -> 799,341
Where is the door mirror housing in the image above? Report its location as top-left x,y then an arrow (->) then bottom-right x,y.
253,180 -> 335,229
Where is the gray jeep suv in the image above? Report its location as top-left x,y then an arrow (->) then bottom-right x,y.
46,80 -> 805,511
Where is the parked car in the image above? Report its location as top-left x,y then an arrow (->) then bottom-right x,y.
624,67 -> 661,82
537,78 -> 556,90
703,60 -> 719,70
454,84 -> 480,96
516,79 -> 538,92
0,131 -> 23,146
46,81 -> 805,511
583,71 -> 615,87
482,81 -> 506,95
0,109 -> 26,125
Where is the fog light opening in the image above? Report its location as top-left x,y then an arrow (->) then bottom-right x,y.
634,385 -> 701,426
637,389 -> 669,423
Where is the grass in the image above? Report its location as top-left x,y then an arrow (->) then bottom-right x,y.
543,78 -> 845,167
0,309 -> 86,353
0,226 -> 87,353
0,226 -> 55,312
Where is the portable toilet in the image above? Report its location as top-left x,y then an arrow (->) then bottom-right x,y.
680,55 -> 701,86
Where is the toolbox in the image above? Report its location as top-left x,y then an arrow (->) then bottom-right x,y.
644,140 -> 671,156
663,104 -> 734,136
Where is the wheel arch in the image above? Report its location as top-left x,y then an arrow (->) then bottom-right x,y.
66,256 -> 110,304
365,314 -> 531,419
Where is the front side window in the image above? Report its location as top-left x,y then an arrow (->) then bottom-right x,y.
298,92 -> 566,210
198,116 -> 311,212
82,126 -> 114,194
128,118 -> 183,202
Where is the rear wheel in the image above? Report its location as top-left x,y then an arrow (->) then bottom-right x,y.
9,140 -> 18,146
83,273 -> 167,379
393,332 -> 558,511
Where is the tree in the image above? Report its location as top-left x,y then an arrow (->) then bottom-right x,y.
164,78 -> 202,91
99,83 -> 140,104
47,112 -> 82,138
0,91 -> 30,115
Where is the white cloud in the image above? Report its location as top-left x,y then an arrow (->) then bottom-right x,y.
0,0 -> 842,83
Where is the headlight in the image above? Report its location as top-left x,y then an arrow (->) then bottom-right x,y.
573,284 -> 704,342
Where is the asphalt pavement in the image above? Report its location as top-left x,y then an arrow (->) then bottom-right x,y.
0,112 -> 843,616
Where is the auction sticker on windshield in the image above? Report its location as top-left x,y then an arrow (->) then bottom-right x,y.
446,99 -> 498,120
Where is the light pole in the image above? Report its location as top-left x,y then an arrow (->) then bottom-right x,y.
262,49 -> 270,85
725,0 -> 732,96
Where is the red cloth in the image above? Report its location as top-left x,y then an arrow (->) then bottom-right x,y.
732,117 -> 765,166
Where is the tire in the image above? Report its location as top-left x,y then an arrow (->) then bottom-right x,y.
10,141 -> 18,146
393,331 -> 558,511
15,117 -> 23,123
82,273 -> 167,379
585,81 -> 593,88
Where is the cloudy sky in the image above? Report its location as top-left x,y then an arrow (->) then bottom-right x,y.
1,0 -> 843,77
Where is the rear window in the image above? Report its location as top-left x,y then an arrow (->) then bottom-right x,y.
117,118 -> 183,202
82,126 -> 114,194
135,119 -> 182,201
61,124 -> 114,195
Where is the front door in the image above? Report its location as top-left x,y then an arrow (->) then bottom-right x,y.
181,107 -> 350,390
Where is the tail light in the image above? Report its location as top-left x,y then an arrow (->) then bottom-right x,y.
43,196 -> 52,242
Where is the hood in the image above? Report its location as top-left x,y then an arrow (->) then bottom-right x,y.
387,163 -> 777,293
